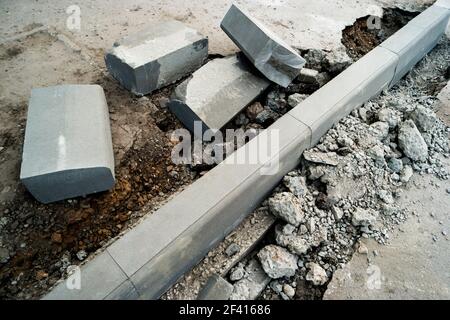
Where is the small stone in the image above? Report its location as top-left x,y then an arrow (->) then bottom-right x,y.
255,106 -> 279,125
446,188 -> 450,194
234,113 -> 249,126
351,208 -> 379,227
257,245 -> 298,279
36,270 -> 48,281
303,150 -> 339,166
0,247 -> 10,264
304,49 -> 326,70
225,243 -> 241,257
282,224 -> 296,235
400,165 -> 414,183
51,232 -> 63,244
268,192 -> 304,226
357,242 -> 368,254
387,158 -> 403,173
287,93 -> 308,107
367,145 -> 385,166
283,175 -> 308,198
359,107 -> 368,122
230,259 -> 271,300
331,205 -> 344,220
229,263 -> 246,281
378,108 -> 399,128
269,280 -> 283,294
370,121 -> 389,141
377,190 -> 394,204
305,263 -> 328,286
298,68 -> 320,84
276,232 -> 311,255
398,120 -> 428,162
246,102 -> 264,120
283,284 -> 295,298
326,48 -> 352,75
409,105 -> 438,132
308,166 -> 326,180
306,217 -> 316,234
76,250 -> 87,261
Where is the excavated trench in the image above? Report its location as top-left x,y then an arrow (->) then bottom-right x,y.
0,6 -> 446,300
198,7 -> 450,301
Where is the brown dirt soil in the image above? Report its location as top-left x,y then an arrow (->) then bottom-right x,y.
0,28 -> 193,299
342,8 -> 418,60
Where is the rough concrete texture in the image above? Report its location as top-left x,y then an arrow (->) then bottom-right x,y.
20,85 -> 115,203
105,20 -> 208,95
230,259 -> 271,300
289,46 -> 398,145
436,81 -> 450,126
221,4 -> 306,87
324,169 -> 450,299
0,0 -> 434,56
169,55 -> 270,134
197,274 -> 234,300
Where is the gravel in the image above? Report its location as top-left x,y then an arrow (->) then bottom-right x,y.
227,35 -> 449,301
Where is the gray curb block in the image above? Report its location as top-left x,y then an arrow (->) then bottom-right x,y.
43,3 -> 450,300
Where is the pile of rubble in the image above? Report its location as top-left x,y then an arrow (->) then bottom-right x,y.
225,38 -> 450,300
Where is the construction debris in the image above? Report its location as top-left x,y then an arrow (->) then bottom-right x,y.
221,4 -> 306,87
229,259 -> 270,300
197,274 -> 234,300
169,55 -> 270,134
268,192 -> 304,226
229,38 -> 450,300
20,85 -> 115,203
257,245 -> 298,279
105,20 -> 208,95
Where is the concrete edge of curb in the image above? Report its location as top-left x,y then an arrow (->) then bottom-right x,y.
42,3 -> 450,300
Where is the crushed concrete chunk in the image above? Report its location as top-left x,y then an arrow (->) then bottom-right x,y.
221,4 -> 305,87
105,20 -> 208,95
257,245 -> 298,279
287,93 -> 309,107
283,174 -> 308,198
398,120 -> 429,162
268,192 -> 304,226
230,259 -> 270,300
370,121 -> 389,141
305,263 -> 328,286
303,150 -> 339,166
400,165 -> 414,183
351,208 -> 379,227
169,55 -> 270,135
20,85 -> 115,204
225,243 -> 240,257
298,68 -> 319,84
409,105 -> 439,132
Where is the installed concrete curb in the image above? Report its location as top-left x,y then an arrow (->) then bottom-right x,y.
43,4 -> 449,300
